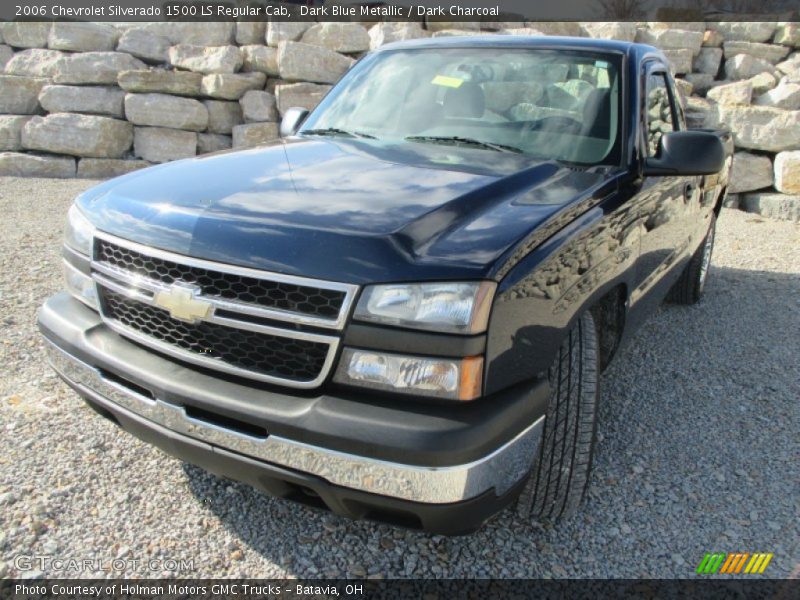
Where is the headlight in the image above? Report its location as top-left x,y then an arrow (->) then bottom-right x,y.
64,261 -> 99,309
64,204 -> 95,256
334,349 -> 483,401
353,281 -> 496,334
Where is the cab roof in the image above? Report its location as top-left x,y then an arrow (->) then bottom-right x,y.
376,35 -> 662,63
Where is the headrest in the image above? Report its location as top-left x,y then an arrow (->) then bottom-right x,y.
443,82 -> 485,118
582,88 -> 612,138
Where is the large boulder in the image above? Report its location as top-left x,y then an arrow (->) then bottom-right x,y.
708,22 -> 777,43
48,22 -> 119,52
684,96 -> 714,128
54,52 -> 147,85
301,23 -> 370,54
117,70 -> 203,97
275,82 -> 332,115
0,45 -> 13,70
4,49 -> 65,78
240,91 -> 278,123
662,49 -> 694,75
0,152 -> 75,177
635,29 -> 703,54
425,21 -> 480,33
581,22 -> 637,42
646,21 -> 706,33
139,22 -> 234,46
722,41 -> 790,64
525,22 -> 583,36
22,113 -> 133,158
133,127 -> 197,163
728,152 -> 774,193
704,104 -> 800,152
236,22 -> 267,46
168,45 -> 242,74
116,29 -> 170,64
0,116 -> 32,151
754,80 -> 800,110
693,48 -> 722,76
39,85 -> 126,118
367,22 -> 429,50
278,42 -> 354,84
204,100 -> 242,134
77,158 -> 150,178
683,73 -> 715,96
232,122 -> 279,149
707,80 -> 753,106
777,54 -> 800,77
124,93 -> 208,131
241,45 -> 279,76
0,23 -> 51,49
741,192 -> 800,222
773,151 -> 800,194
197,133 -> 231,154
267,22 -> 311,47
200,73 -> 266,101
773,23 -> 800,48
702,30 -> 725,48
750,71 -> 779,95
0,76 -> 48,114
724,54 -> 777,80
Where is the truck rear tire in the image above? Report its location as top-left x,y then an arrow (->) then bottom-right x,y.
666,213 -> 716,305
515,311 -> 599,522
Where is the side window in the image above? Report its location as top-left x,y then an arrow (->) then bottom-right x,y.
645,72 -> 676,157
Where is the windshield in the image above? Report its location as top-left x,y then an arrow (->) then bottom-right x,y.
300,47 -> 622,166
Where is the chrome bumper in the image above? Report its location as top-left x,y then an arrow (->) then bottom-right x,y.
46,341 -> 544,505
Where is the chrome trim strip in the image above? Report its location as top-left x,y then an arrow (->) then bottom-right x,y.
46,341 -> 544,504
100,318 -> 340,389
92,231 -> 359,331
92,269 -> 338,344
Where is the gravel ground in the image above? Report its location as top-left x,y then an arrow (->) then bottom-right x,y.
0,176 -> 798,579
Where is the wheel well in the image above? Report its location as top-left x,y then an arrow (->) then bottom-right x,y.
589,284 -> 626,372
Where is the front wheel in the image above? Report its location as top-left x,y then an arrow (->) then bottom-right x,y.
666,213 -> 717,305
515,311 -> 599,523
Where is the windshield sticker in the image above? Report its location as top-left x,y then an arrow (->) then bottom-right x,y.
431,75 -> 465,88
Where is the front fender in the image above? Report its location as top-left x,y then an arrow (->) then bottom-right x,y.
484,192 -> 642,395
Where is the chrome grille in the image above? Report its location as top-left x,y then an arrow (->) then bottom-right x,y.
96,238 -> 346,320
91,232 -> 358,388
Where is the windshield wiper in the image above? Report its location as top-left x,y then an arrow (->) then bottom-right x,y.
405,135 -> 522,154
302,128 -> 377,139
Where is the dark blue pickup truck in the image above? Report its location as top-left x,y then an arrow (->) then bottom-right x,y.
39,36 -> 732,534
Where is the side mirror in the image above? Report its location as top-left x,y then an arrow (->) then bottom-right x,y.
643,130 -> 725,176
280,107 -> 310,138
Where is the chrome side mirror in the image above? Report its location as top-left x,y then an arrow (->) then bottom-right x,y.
280,107 -> 310,137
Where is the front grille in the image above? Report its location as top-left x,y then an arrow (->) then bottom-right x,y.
102,290 -> 329,382
90,233 -> 358,388
96,238 -> 345,319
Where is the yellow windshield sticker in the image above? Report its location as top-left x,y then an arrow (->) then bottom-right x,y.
431,75 -> 464,88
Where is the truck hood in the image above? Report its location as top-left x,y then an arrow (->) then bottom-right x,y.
77,138 -> 609,284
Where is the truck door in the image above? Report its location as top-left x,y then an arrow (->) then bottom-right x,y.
629,63 -> 697,306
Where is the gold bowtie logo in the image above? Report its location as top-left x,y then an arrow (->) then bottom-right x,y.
153,284 -> 212,324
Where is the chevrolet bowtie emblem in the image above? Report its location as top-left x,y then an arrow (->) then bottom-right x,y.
153,284 -> 212,323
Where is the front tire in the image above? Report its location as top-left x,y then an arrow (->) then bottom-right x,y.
516,311 -> 599,522
666,213 -> 716,305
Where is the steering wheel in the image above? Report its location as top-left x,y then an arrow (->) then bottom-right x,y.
525,116 -> 583,135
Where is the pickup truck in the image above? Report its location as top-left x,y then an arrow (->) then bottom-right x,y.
39,36 -> 732,535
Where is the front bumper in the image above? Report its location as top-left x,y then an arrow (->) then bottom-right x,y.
39,293 -> 548,533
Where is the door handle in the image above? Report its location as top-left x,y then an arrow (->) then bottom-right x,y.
683,182 -> 695,201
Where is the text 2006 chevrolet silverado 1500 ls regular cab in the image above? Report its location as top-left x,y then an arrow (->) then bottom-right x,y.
39,37 -> 732,534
